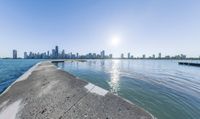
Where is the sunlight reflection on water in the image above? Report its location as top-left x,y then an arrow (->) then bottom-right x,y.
56,59 -> 200,119
108,60 -> 120,94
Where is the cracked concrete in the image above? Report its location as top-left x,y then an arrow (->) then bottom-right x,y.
0,61 -> 154,119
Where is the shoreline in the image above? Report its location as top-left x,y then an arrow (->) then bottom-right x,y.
0,61 -> 155,119
0,62 -> 41,97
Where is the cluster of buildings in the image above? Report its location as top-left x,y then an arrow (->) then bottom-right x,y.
11,46 -> 191,59
22,46 -> 112,59
136,53 -> 187,59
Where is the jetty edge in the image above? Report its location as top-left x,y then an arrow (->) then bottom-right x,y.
0,61 -> 156,119
178,62 -> 200,67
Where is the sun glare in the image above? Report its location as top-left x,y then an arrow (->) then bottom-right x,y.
111,36 -> 120,47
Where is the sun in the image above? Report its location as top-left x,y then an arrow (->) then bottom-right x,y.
111,36 -> 120,47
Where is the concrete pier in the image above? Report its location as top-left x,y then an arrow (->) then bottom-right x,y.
178,62 -> 200,67
0,61 -> 155,119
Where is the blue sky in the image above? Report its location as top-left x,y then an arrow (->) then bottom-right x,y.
0,0 -> 200,58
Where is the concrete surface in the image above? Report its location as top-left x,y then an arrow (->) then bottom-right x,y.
0,61 -> 155,119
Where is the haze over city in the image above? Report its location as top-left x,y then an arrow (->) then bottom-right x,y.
1,0 -> 200,58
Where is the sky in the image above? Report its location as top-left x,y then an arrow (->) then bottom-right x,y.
0,0 -> 200,58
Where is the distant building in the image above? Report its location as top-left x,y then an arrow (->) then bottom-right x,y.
87,53 -> 92,59
76,53 -> 79,59
13,50 -> 17,59
100,50 -> 105,59
61,50 -> 65,59
158,53 -> 161,59
165,55 -> 170,59
128,53 -> 130,59
152,54 -> 155,59
180,54 -> 186,59
55,46 -> 59,58
131,55 -> 134,59
24,52 -> 28,59
142,54 -> 146,59
52,49 -> 55,58
109,54 -> 112,59
69,52 -> 72,59
121,53 -> 124,59
47,51 -> 50,57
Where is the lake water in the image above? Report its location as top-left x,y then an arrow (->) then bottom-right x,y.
0,59 -> 40,93
55,59 -> 200,119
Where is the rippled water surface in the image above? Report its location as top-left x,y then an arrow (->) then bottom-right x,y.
56,59 -> 200,119
0,59 -> 40,93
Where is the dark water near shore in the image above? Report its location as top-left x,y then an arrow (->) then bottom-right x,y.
56,59 -> 200,119
0,59 -> 40,93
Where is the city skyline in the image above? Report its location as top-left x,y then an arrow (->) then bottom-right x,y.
4,46 -> 198,59
1,0 -> 200,57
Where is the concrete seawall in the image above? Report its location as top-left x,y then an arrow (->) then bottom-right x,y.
0,61 -> 155,119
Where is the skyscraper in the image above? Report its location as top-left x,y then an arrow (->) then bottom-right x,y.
52,49 -> 55,58
100,50 -> 105,59
128,53 -> 130,59
92,53 -> 96,59
158,53 -> 161,59
13,50 -> 17,59
55,46 -> 59,58
24,52 -> 28,59
152,54 -> 155,59
121,53 -> 124,59
76,53 -> 79,59
61,50 -> 65,59
109,54 -> 112,59
47,51 -> 50,57
142,54 -> 146,59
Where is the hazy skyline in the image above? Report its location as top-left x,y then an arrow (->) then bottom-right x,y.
0,0 -> 200,58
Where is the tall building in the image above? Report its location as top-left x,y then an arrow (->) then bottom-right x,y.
52,49 -> 55,58
121,53 -> 124,59
55,46 -> 59,58
76,53 -> 79,59
158,53 -> 161,59
13,50 -> 17,59
61,50 -> 65,59
100,50 -> 105,59
24,52 -> 28,59
142,54 -> 146,59
92,53 -> 96,59
69,52 -> 72,59
128,53 -> 130,59
152,54 -> 155,59
109,54 -> 112,59
47,51 -> 50,57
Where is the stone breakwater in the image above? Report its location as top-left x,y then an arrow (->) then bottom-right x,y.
0,61 -> 155,119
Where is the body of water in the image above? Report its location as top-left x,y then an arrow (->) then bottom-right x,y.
55,59 -> 200,119
0,59 -> 40,94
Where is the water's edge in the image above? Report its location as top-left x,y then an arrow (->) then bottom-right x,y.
0,61 -> 156,119
54,62 -> 157,119
0,62 -> 41,97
